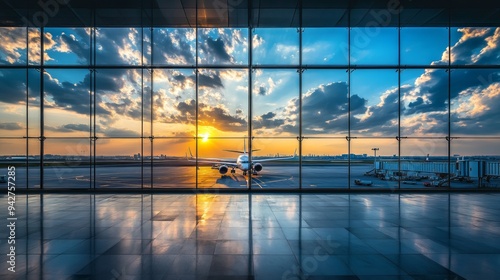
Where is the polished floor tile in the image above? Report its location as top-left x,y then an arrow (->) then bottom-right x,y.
1,193 -> 500,279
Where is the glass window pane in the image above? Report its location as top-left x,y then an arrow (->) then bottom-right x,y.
143,138 -> 151,188
152,28 -> 195,65
197,138 -> 249,189
0,69 -> 26,137
198,69 -> 248,138
153,69 -> 196,137
252,28 -> 299,65
43,139 -> 90,189
44,69 -> 91,137
401,69 -> 449,137
401,138 -> 449,188
96,69 -> 143,137
350,70 -> 399,137
350,27 -> 398,65
351,138 -> 399,189
44,28 -> 90,65
143,28 -> 152,66
251,138 -> 299,189
143,70 -> 152,137
28,69 -> 41,137
302,139 -> 348,189
153,139 -> 195,189
96,28 -> 143,65
28,139 -> 40,189
451,139 -> 500,189
198,28 -> 248,65
302,69 -> 348,136
401,27 -> 449,66
252,69 -> 299,137
0,139 -> 27,189
0,27 -> 27,65
451,27 -> 500,65
29,28 -> 41,65
95,139 -> 142,188
451,69 -> 500,137
302,28 -> 348,65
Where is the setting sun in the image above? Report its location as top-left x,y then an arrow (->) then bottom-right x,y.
201,132 -> 209,142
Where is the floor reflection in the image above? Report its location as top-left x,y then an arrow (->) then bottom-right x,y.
1,193 -> 500,279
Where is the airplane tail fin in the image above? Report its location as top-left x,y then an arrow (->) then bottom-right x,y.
223,138 -> 259,154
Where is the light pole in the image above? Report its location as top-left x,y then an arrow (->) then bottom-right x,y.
372,148 -> 379,172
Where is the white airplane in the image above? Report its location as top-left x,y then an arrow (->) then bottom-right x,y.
189,140 -> 296,177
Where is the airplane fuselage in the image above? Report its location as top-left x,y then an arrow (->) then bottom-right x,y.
236,154 -> 250,171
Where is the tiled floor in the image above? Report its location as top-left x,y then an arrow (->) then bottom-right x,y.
1,193 -> 500,279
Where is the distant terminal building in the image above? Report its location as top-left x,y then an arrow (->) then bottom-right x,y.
374,159 -> 500,187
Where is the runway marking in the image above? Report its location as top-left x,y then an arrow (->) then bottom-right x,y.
251,179 -> 265,189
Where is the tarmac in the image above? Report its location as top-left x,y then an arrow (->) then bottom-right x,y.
2,162 -> 481,189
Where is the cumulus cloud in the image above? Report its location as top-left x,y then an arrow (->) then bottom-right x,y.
254,77 -> 281,96
153,28 -> 195,65
0,27 -> 26,64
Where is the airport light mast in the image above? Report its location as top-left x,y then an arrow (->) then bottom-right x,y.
372,148 -> 379,172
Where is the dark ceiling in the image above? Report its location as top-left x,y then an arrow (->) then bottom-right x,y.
1,0 -> 499,27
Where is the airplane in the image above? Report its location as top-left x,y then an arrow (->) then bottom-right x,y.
189,140 -> 296,177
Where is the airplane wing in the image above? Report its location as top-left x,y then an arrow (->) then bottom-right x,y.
187,148 -> 238,167
224,149 -> 261,153
196,159 -> 238,167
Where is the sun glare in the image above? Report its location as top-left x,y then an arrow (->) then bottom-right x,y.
201,133 -> 209,142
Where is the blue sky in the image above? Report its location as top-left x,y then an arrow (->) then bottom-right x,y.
1,27 -> 500,155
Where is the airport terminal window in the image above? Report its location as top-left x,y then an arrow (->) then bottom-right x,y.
28,28 -> 42,65
198,138 -> 249,189
43,139 -> 90,189
451,69 -> 500,137
1,17 -> 499,190
153,138 -> 196,189
302,69 -> 348,137
252,69 -> 299,137
43,28 -> 90,66
350,69 -> 399,137
152,69 -> 195,137
400,69 -> 449,137
96,28 -> 143,66
152,28 -> 195,66
0,27 -> 27,65
27,139 -> 41,189
252,28 -> 299,66
143,136 -> 152,188
142,69 -> 152,138
94,139 -> 142,188
302,28 -> 349,65
350,27 -> 398,66
95,69 -> 143,137
450,27 -> 500,65
28,69 -> 41,138
250,138 -> 299,189
0,69 -> 26,137
400,138 -> 450,188
198,28 -> 248,66
451,139 -> 500,189
197,69 -> 248,138
400,27 -> 449,66
43,69 -> 91,137
351,138 -> 399,189
301,138 -> 349,189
